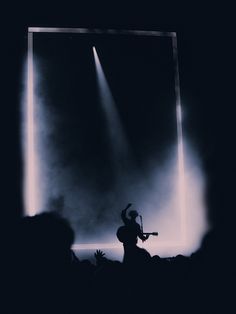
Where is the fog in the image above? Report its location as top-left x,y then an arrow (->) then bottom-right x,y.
22,31 -> 208,259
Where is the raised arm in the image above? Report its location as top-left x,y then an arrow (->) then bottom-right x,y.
121,203 -> 132,225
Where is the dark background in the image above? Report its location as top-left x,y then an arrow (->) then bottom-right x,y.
2,2 -> 234,257
1,3 -> 234,313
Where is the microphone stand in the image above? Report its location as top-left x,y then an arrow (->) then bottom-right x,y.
140,215 -> 143,233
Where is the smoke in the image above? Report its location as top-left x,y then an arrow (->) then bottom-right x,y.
138,140 -> 208,257
22,38 -> 209,259
23,71 -> 208,257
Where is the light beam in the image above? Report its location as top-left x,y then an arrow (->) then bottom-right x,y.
23,32 -> 39,216
173,35 -> 187,244
23,29 -> 208,258
93,46 -> 131,174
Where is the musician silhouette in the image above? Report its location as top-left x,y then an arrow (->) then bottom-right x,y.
118,203 -> 149,245
117,203 -> 151,266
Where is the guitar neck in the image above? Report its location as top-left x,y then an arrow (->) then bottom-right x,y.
143,232 -> 158,236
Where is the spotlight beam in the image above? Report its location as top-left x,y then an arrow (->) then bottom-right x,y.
24,33 -> 38,216
24,29 -> 207,257
23,33 -> 41,216
172,36 -> 187,243
93,46 -> 131,172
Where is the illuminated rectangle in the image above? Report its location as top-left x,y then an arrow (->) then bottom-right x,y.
28,27 -> 176,37
25,28 -> 188,256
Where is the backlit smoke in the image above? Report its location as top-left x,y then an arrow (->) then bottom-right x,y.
176,104 -> 187,244
138,140 -> 208,257
22,33 -> 55,215
74,140 -> 208,260
92,47 -> 133,182
22,33 -> 208,259
22,33 -> 40,216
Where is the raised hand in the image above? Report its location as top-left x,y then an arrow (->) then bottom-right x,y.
142,234 -> 150,242
94,249 -> 105,260
125,203 -> 132,210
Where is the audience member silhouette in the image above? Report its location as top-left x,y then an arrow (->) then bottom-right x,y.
6,209 -> 226,314
13,212 -> 94,313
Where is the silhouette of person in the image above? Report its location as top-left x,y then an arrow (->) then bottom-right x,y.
117,204 -> 151,266
120,203 -> 149,245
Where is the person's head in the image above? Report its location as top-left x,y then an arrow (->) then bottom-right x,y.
128,210 -> 139,219
19,212 -> 75,268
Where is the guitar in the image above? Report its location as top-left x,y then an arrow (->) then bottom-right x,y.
116,225 -> 158,243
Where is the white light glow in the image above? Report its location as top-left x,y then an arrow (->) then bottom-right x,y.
72,138 -> 208,258
93,46 -> 131,175
23,33 -> 39,216
177,104 -> 187,243
23,29 -> 208,258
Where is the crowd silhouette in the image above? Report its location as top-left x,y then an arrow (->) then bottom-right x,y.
3,206 -> 229,313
